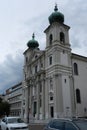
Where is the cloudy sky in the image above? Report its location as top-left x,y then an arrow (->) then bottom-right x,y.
0,0 -> 87,93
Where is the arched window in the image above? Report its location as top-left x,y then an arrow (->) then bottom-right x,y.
74,63 -> 78,75
35,55 -> 38,59
26,57 -> 28,63
76,89 -> 81,103
35,65 -> 37,73
60,32 -> 65,43
49,34 -> 53,45
49,56 -> 52,65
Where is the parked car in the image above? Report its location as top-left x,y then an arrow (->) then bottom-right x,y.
0,122 -> 1,130
44,118 -> 87,130
1,116 -> 28,130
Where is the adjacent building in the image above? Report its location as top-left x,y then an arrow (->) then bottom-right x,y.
6,82 -> 23,116
22,5 -> 87,122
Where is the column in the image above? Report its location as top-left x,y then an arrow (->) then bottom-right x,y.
53,74 -> 57,118
45,77 -> 49,119
37,83 -> 40,120
25,86 -> 29,123
42,78 -> 45,119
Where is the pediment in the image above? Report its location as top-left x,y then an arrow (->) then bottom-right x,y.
29,49 -> 44,63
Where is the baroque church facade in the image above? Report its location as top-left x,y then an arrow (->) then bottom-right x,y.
22,5 -> 87,122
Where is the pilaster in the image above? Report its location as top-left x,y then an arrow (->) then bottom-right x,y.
53,74 -> 63,117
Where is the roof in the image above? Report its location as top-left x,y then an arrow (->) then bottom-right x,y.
49,117 -> 87,122
72,53 -> 87,62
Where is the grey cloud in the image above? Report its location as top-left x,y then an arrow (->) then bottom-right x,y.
0,50 -> 24,93
23,13 -> 49,49
63,0 -> 87,55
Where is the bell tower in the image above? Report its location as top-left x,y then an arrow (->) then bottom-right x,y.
44,4 -> 71,50
44,5 -> 75,118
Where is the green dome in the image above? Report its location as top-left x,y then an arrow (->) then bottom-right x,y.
48,5 -> 64,24
27,33 -> 39,49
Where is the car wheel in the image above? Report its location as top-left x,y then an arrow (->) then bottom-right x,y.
0,126 -> 2,130
6,128 -> 9,130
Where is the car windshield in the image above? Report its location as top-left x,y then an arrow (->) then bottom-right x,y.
8,118 -> 24,123
74,120 -> 87,130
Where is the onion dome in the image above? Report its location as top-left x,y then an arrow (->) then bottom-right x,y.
48,4 -> 64,24
27,33 -> 39,49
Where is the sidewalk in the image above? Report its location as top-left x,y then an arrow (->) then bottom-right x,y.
29,123 -> 45,130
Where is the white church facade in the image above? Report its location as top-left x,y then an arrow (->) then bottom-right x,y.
21,5 -> 87,122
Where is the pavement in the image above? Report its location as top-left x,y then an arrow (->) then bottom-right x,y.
29,123 -> 45,130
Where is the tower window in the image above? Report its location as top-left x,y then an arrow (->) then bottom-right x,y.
60,32 -> 65,43
49,34 -> 53,45
49,56 -> 52,65
74,63 -> 78,75
76,89 -> 81,103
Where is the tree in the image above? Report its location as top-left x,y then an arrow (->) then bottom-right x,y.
0,98 -> 10,117
0,97 -> 2,103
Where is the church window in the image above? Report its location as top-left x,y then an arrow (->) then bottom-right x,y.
41,63 -> 43,68
50,106 -> 54,118
63,50 -> 65,54
33,86 -> 37,96
24,73 -> 26,80
30,68 -> 32,74
60,32 -> 65,43
50,96 -> 53,101
33,102 -> 37,117
50,78 -> 53,90
64,79 -> 66,83
74,63 -> 78,75
35,65 -> 37,73
40,83 -> 42,93
76,89 -> 81,103
49,34 -> 53,45
50,92 -> 53,101
26,57 -> 28,63
35,55 -> 38,59
49,56 -> 52,65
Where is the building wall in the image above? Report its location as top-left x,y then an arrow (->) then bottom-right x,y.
72,54 -> 87,117
6,82 -> 23,116
22,10 -> 87,122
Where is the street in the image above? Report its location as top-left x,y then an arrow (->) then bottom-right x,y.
0,124 -> 45,130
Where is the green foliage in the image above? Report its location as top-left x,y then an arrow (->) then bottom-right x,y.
0,97 -> 2,103
0,98 -> 10,117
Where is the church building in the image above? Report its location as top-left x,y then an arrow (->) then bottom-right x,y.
22,5 -> 87,122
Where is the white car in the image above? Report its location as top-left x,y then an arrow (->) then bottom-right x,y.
1,116 -> 28,130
